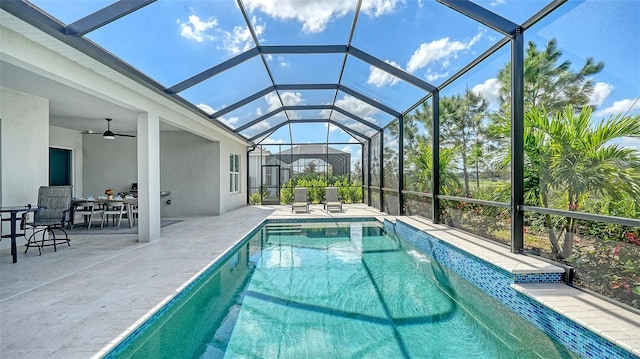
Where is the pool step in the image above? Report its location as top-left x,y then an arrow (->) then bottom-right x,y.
265,224 -> 303,235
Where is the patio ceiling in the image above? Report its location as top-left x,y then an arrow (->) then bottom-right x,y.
1,0 -> 548,145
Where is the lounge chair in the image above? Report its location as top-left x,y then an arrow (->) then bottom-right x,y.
291,188 -> 309,213
324,187 -> 343,213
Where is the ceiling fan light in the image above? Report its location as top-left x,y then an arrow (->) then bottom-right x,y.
103,130 -> 116,139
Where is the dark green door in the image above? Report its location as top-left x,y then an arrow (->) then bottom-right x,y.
49,147 -> 72,186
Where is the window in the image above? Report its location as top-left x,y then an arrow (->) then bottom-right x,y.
230,153 -> 240,193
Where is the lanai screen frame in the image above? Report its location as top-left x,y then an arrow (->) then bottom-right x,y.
3,0 -> 639,255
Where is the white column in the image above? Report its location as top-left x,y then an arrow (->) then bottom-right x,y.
137,112 -> 161,242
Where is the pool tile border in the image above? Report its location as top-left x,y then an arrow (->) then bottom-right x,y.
101,217 -> 380,358
392,218 -> 638,359
100,223 -> 267,359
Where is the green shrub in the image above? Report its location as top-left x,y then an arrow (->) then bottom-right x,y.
249,191 -> 262,205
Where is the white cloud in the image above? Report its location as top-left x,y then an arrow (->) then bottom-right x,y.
367,60 -> 402,87
490,0 -> 506,6
618,137 -> 640,152
280,91 -> 305,106
220,16 -> 264,56
589,82 -> 614,106
325,95 -> 380,131
197,103 -> 216,115
406,32 -> 482,74
596,98 -> 640,117
262,138 -> 286,144
278,56 -> 290,68
472,78 -> 502,107
244,0 -> 402,33
425,70 -> 449,83
179,15 -> 217,42
218,116 -> 240,127
265,91 -> 305,111
264,92 -> 283,112
360,0 -> 404,17
248,120 -> 271,131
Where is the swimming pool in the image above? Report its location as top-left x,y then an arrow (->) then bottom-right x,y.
108,220 -> 579,358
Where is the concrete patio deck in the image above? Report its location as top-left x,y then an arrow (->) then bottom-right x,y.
0,204 -> 382,358
1,204 -> 638,358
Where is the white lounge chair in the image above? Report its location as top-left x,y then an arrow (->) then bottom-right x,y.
291,188 -> 309,213
324,187 -> 343,212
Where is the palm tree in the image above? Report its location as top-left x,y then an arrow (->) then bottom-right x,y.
525,105 -> 640,259
408,139 -> 462,195
497,38 -> 604,117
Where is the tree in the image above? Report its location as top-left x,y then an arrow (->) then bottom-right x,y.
439,89 -> 489,195
525,105 -> 640,259
497,38 -> 604,116
408,139 -> 462,195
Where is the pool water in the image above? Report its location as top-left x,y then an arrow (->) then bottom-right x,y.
112,221 -> 578,359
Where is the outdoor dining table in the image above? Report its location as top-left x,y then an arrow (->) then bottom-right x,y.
71,198 -> 138,228
1,205 -> 39,263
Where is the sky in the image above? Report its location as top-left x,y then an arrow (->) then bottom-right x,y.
30,0 -> 640,160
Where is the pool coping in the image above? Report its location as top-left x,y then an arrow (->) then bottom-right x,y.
396,215 -> 640,358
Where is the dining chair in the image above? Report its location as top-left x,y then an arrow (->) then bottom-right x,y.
100,200 -> 126,229
125,198 -> 138,228
72,201 -> 104,229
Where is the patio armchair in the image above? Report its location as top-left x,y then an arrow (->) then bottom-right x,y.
324,187 -> 343,213
25,185 -> 72,255
291,187 -> 310,213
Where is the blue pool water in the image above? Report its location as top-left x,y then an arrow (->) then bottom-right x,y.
110,221 -> 579,358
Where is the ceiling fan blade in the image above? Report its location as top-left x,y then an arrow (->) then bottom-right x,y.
114,133 -> 136,138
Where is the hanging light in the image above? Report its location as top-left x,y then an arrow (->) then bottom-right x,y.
103,118 -> 116,139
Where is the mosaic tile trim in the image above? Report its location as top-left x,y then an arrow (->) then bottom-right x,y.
393,219 -> 637,359
383,218 -> 396,233
265,217 -> 378,224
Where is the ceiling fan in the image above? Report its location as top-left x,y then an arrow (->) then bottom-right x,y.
83,118 -> 135,139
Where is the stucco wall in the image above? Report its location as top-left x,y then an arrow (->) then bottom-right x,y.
0,87 -> 49,249
160,131 -> 220,217
81,134 -> 137,197
218,137 -> 247,214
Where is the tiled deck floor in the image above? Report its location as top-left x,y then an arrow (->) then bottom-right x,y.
1,204 -> 638,358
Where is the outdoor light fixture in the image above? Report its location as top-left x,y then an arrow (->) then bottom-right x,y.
103,118 -> 116,139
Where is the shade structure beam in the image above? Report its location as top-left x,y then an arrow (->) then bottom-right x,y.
212,86 -> 274,118
259,45 -> 349,54
333,107 -> 381,131
235,108 -> 284,133
338,85 -> 401,117
276,84 -> 338,91
249,121 -> 289,142
328,120 -> 369,142
437,0 -> 519,36
347,47 -> 437,93
166,48 -> 260,94
66,0 -> 156,36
